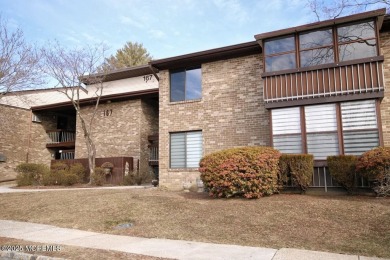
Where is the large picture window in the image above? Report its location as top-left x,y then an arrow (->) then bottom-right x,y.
170,131 -> 203,168
264,20 -> 378,73
170,68 -> 202,102
271,100 -> 380,159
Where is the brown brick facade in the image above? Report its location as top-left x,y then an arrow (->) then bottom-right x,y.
158,54 -> 270,190
380,31 -> 390,146
75,98 -> 158,177
0,106 -> 58,180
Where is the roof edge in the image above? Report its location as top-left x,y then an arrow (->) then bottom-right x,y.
255,8 -> 387,40
32,88 -> 159,111
81,64 -> 157,84
150,41 -> 260,70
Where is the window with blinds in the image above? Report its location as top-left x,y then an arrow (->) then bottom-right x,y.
341,100 -> 379,155
272,107 -> 302,154
305,104 -> 339,159
271,99 -> 380,159
170,131 -> 203,168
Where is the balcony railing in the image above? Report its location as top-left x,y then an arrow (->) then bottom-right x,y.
149,145 -> 158,166
263,57 -> 384,104
60,150 -> 75,160
46,130 -> 75,148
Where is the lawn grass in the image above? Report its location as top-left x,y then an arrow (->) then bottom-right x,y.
0,189 -> 389,258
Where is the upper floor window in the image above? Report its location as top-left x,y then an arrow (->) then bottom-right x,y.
264,20 -> 378,73
264,35 -> 296,72
170,67 -> 202,102
299,28 -> 334,67
337,21 -> 377,61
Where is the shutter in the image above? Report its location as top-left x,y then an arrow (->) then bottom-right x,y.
186,131 -> 203,167
170,133 -> 186,168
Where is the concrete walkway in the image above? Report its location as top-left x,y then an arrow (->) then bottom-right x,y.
0,220 -> 387,260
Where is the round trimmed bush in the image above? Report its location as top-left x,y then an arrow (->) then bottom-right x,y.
199,146 -> 281,199
356,147 -> 390,196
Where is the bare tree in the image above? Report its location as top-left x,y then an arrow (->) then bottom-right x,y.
42,42 -> 108,184
0,16 -> 43,98
307,0 -> 389,21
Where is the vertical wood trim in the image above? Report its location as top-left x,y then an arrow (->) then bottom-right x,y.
300,106 -> 307,154
376,99 -> 384,146
375,17 -> 381,56
295,33 -> 300,68
333,25 -> 339,63
269,110 -> 273,147
336,103 -> 344,155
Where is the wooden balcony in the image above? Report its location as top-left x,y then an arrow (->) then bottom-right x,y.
46,130 -> 75,149
263,56 -> 384,107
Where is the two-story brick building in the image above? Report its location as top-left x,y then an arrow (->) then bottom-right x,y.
1,8 -> 389,191
151,8 -> 390,190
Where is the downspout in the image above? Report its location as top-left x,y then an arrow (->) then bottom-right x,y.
148,64 -> 159,81
26,109 -> 33,163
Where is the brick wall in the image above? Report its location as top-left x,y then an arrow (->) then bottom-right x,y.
0,105 -> 30,180
0,105 -> 73,181
75,98 -> 158,178
158,54 -> 269,190
380,31 -> 390,146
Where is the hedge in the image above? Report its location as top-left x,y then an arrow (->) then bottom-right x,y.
199,146 -> 281,199
327,155 -> 357,194
356,147 -> 390,197
279,154 -> 314,194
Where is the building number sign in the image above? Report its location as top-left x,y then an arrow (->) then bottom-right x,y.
102,109 -> 113,117
143,75 -> 153,83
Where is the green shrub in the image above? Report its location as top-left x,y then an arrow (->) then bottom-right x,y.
199,146 -> 281,199
279,154 -> 314,194
356,147 -> 390,196
327,155 -> 357,194
92,167 -> 106,186
69,163 -> 86,183
15,163 -> 50,186
122,170 -> 152,186
43,162 -> 86,186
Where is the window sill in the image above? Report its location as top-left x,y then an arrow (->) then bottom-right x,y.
169,99 -> 202,105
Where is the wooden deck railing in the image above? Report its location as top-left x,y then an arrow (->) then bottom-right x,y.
47,130 -> 75,144
263,57 -> 384,103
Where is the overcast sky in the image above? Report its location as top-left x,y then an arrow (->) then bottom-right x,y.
0,0 -> 387,60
